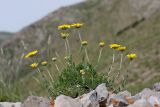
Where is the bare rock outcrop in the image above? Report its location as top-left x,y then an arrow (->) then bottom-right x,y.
21,96 -> 49,107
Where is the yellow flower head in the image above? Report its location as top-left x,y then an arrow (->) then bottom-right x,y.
25,50 -> 38,58
80,70 -> 85,75
64,56 -> 69,60
99,41 -> 105,47
58,24 -> 71,30
30,63 -> 38,68
41,61 -> 48,66
71,23 -> 83,28
52,57 -> 57,62
117,46 -> 126,52
109,44 -> 121,49
60,32 -> 69,39
81,41 -> 88,46
127,53 -> 137,60
76,85 -> 81,88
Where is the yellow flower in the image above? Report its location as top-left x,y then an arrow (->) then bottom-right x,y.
58,24 -> 71,30
81,41 -> 88,46
76,84 -> 81,88
30,63 -> 38,68
117,46 -> 126,52
41,61 -> 48,66
109,44 -> 121,49
80,70 -> 85,75
64,56 -> 69,60
60,32 -> 69,39
52,57 -> 57,62
127,53 -> 137,60
25,50 -> 38,58
99,41 -> 105,47
71,23 -> 83,28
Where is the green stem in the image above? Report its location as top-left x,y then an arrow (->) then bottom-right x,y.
92,76 -> 94,85
82,76 -> 85,85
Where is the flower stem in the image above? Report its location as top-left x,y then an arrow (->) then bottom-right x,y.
78,30 -> 82,42
66,38 -> 71,56
37,67 -> 41,73
84,47 -> 90,62
47,35 -> 51,58
119,53 -> 123,70
55,63 -> 60,72
108,50 -> 115,75
46,69 -> 54,84
112,50 -> 115,64
55,52 -> 65,68
129,60 -> 132,65
36,67 -> 46,81
98,48 -> 103,63
64,40 -> 68,56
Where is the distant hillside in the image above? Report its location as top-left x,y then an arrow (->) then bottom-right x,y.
0,0 -> 160,96
0,32 -> 13,44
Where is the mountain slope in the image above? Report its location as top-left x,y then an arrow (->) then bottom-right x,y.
0,32 -> 13,44
0,0 -> 160,95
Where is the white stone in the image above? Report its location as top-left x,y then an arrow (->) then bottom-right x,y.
153,83 -> 160,91
77,90 -> 99,107
148,96 -> 160,106
95,83 -> 109,102
55,95 -> 82,107
0,102 -> 21,107
128,99 -> 152,107
21,96 -> 49,107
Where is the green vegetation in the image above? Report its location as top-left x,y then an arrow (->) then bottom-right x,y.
0,81 -> 23,102
48,59 -> 120,97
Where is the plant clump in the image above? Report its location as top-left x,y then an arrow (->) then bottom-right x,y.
24,22 -> 137,98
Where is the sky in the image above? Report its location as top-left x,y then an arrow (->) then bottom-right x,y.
0,0 -> 83,32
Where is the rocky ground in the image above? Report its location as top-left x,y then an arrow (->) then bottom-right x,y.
0,83 -> 160,107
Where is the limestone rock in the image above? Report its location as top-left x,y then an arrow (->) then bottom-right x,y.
128,99 -> 152,107
21,96 -> 49,107
110,91 -> 132,106
77,83 -> 109,107
0,104 -> 3,107
95,83 -> 109,102
153,83 -> 160,91
78,90 -> 99,107
147,96 -> 160,107
0,102 -> 21,107
136,88 -> 160,99
55,95 -> 82,107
